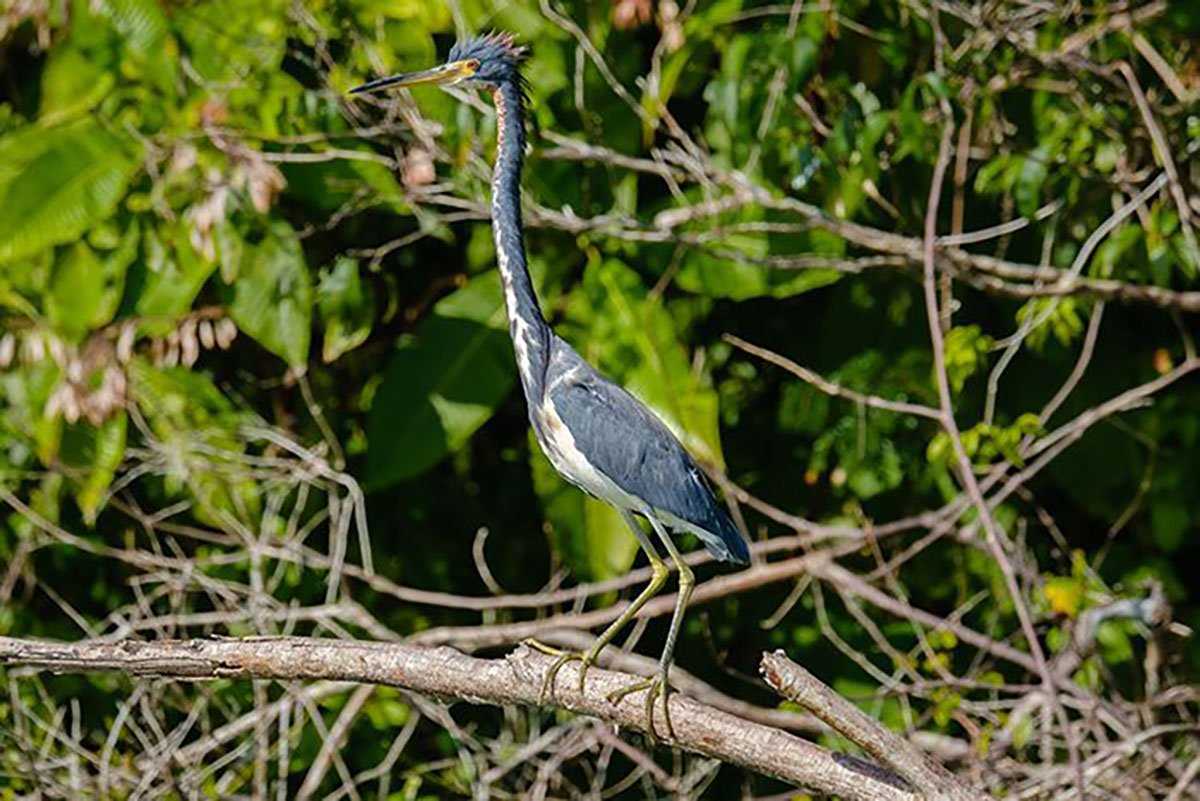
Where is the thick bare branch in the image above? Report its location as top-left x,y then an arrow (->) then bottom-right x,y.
0,636 -> 934,801
762,651 -> 986,801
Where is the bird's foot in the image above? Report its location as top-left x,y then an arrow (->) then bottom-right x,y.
522,639 -> 595,702
606,674 -> 675,743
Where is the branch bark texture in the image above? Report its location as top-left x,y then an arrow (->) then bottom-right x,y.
762,651 -> 983,801
0,635 -> 958,801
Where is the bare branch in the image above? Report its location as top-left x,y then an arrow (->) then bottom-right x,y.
410,552 -> 832,648
725,334 -> 943,421
762,651 -> 986,801
0,636 -> 939,801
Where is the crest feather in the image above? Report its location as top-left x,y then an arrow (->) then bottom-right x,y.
449,31 -> 530,65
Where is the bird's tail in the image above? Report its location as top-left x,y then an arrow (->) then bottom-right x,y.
673,466 -> 751,565
704,505 -> 751,565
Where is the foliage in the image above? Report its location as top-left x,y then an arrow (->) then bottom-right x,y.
1,0 -> 1199,798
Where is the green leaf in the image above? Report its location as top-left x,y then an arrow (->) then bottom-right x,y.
317,257 -> 374,363
282,158 -> 406,215
679,252 -> 842,300
227,221 -> 313,368
1010,711 -> 1035,750
0,362 -> 63,466
46,244 -> 108,341
1096,620 -> 1135,664
365,270 -> 517,488
0,279 -> 39,316
1015,149 -> 1049,217
214,221 -> 244,284
942,325 -> 993,394
46,229 -> 134,340
131,224 -> 216,328
39,46 -> 115,122
778,381 -> 831,435
568,258 -> 724,467
931,688 -> 961,728
59,412 -> 127,524
974,153 -> 1017,195
0,119 -> 137,264
129,359 -> 260,527
1090,223 -> 1141,279
847,439 -> 903,499
175,0 -> 287,81
676,229 -> 842,301
1016,297 -> 1084,351
98,0 -> 169,61
129,359 -> 238,430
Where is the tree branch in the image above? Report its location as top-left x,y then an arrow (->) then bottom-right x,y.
410,551 -> 832,648
724,334 -> 943,420
762,651 -> 985,801
0,635 -> 966,801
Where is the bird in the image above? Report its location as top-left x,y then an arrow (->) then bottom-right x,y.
351,32 -> 750,740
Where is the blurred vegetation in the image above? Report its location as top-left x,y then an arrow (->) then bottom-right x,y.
1,0 -> 1199,797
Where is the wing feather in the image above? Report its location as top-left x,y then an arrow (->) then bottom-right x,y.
549,365 -> 749,564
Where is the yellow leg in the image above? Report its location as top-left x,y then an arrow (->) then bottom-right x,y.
651,514 -> 693,740
526,509 -> 667,703
606,514 -> 693,741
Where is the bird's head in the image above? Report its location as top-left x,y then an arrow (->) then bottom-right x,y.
349,32 -> 527,95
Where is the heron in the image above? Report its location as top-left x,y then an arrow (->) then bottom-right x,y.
351,33 -> 749,739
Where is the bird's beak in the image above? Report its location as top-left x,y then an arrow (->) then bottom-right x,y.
349,60 -> 477,95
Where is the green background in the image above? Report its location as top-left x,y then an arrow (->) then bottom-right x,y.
1,0 -> 1198,796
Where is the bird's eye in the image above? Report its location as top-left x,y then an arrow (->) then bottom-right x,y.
466,59 -> 481,71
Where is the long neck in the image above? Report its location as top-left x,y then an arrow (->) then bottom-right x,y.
491,79 -> 550,403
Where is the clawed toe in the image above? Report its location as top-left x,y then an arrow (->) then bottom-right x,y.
523,639 -> 595,702
606,675 -> 675,742
522,637 -> 568,658
605,676 -> 651,706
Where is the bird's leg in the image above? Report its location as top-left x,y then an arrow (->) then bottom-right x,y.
526,510 -> 667,704
651,518 -> 693,740
606,514 -> 692,741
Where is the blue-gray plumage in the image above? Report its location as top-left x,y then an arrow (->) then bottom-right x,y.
547,343 -> 749,564
351,32 -> 749,740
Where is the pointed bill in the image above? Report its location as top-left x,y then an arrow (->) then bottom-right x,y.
349,60 -> 477,94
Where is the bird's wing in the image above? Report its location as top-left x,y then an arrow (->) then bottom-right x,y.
548,362 -> 749,564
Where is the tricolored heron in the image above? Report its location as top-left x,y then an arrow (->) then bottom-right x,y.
351,33 -> 749,739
